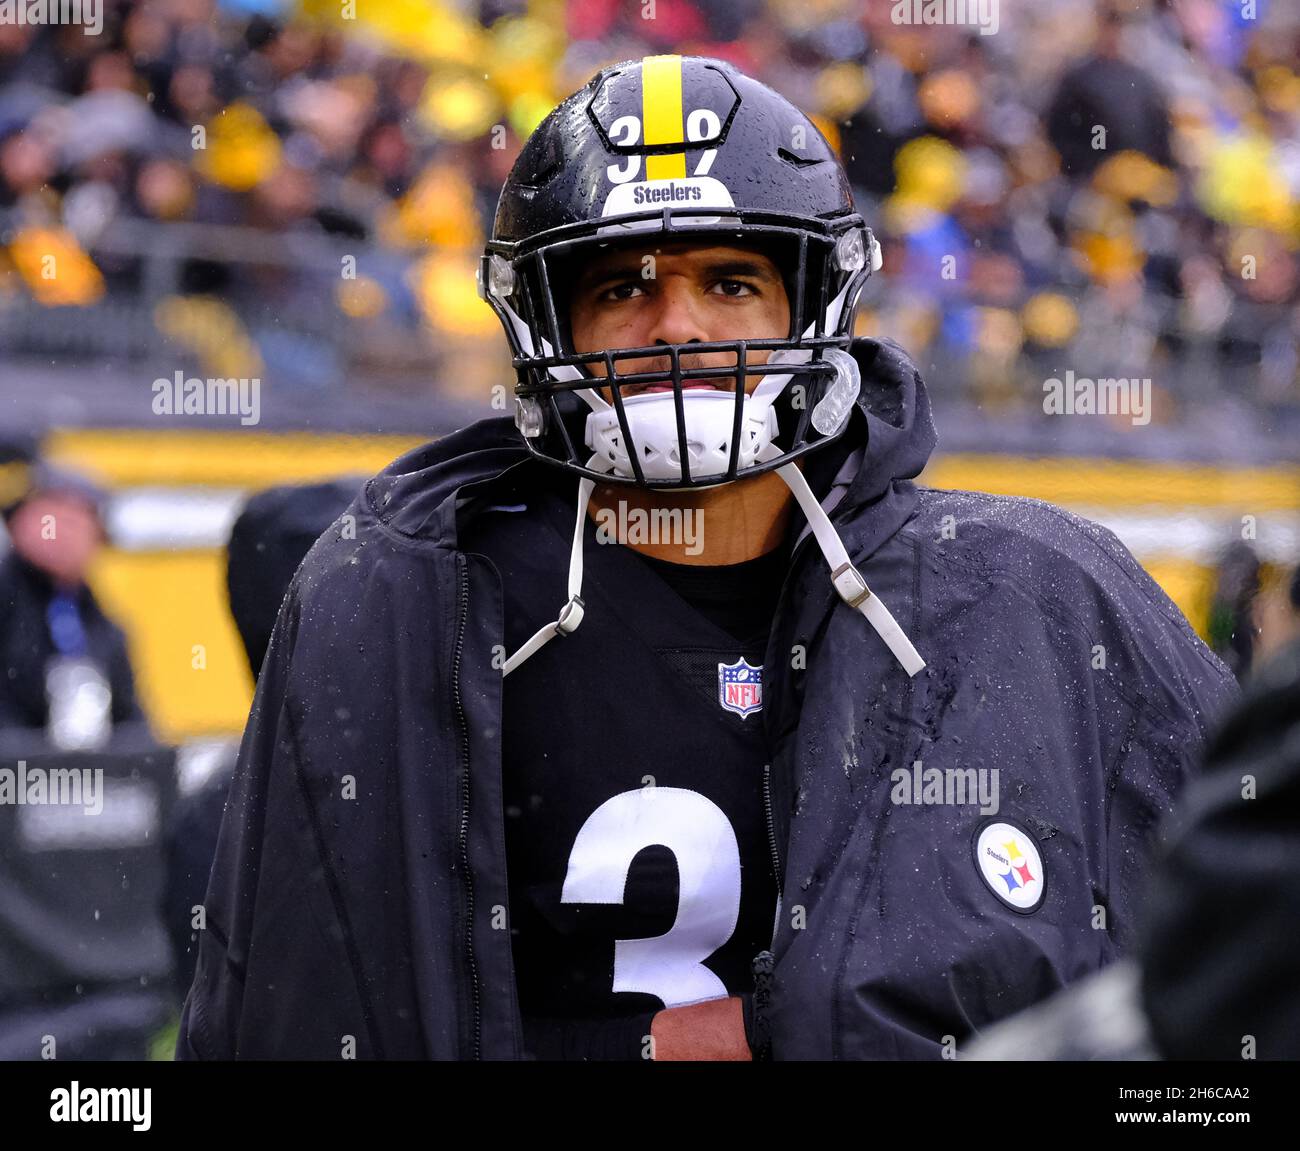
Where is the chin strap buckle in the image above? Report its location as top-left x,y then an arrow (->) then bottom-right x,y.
830,562 -> 873,609
555,594 -> 585,636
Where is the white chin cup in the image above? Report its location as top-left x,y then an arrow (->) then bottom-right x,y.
584,389 -> 778,483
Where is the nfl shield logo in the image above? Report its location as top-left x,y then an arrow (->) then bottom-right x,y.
718,657 -> 763,718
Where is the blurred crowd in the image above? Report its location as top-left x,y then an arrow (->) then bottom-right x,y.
0,0 -> 1296,426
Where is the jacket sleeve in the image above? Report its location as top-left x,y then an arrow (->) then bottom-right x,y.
1103,616 -> 1240,953
174,582 -> 302,1060
1104,707 -> 1194,952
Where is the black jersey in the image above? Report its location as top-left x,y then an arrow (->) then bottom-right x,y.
461,472 -> 786,1060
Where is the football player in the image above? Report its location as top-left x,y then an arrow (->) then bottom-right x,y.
177,55 -> 1238,1061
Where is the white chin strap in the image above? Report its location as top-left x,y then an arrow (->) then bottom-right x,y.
759,444 -> 927,677
498,459 -> 600,677
499,441 -> 925,679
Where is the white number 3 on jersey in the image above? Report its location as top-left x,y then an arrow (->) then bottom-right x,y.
561,787 -> 741,1008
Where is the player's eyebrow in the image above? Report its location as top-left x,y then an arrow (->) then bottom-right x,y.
571,261 -> 642,296
697,258 -> 779,282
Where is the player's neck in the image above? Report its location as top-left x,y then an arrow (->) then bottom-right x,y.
585,462 -> 799,566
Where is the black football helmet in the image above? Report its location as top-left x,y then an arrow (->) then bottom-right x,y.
478,53 -> 881,490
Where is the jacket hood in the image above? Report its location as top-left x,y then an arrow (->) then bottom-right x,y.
366,335 -> 938,553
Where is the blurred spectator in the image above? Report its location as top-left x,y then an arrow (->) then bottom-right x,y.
1207,538 -> 1300,683
1251,560 -> 1300,667
1207,539 -> 1262,680
0,462 -> 146,739
1046,6 -> 1173,178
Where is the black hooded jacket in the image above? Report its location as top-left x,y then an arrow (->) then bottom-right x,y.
176,338 -> 1238,1059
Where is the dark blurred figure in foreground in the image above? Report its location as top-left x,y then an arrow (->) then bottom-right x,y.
162,478 -> 359,1003
1139,573 -> 1300,1061
966,568 -> 1300,1060
0,461 -> 146,744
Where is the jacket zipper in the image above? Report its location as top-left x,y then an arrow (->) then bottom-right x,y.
761,761 -> 783,897
750,762 -> 781,1061
751,508 -> 832,1061
451,553 -> 482,1059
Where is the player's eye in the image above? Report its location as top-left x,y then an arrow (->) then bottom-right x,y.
599,280 -> 645,301
711,279 -> 757,297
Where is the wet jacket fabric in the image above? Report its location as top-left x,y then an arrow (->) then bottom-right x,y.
176,337 -> 1238,1060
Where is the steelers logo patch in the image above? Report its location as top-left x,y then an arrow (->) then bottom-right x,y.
972,819 -> 1046,914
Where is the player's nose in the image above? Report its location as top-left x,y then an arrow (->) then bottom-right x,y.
643,279 -> 710,347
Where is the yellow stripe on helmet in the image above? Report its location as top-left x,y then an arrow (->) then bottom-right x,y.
641,54 -> 687,181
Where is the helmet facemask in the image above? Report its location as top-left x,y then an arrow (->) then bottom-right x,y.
479,209 -> 879,490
